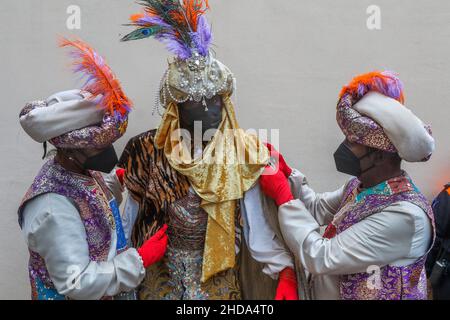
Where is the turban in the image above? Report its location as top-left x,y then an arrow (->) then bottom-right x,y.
158,52 -> 235,109
337,71 -> 435,162
19,90 -> 128,149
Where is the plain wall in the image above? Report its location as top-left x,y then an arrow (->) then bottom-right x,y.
0,0 -> 448,299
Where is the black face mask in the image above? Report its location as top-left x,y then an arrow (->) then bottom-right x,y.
83,145 -> 118,173
333,142 -> 376,177
179,96 -> 223,135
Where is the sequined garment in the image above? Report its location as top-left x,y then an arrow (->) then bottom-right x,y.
49,114 -> 126,149
160,52 -> 235,107
18,158 -> 124,300
139,188 -> 241,300
331,173 -> 435,300
167,189 -> 208,250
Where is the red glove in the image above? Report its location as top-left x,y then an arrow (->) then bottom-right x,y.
323,224 -> 337,239
260,164 -> 294,206
275,267 -> 299,300
115,168 -> 125,186
137,224 -> 168,268
265,143 -> 293,177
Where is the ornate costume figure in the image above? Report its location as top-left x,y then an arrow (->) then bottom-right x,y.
18,39 -> 167,300
260,71 -> 436,300
119,0 -> 303,300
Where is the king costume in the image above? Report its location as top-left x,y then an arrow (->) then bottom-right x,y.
118,0 -> 304,300
263,71 -> 437,300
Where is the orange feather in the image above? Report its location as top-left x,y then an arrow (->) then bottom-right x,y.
339,71 -> 405,104
130,13 -> 145,23
183,0 -> 209,31
59,37 -> 132,121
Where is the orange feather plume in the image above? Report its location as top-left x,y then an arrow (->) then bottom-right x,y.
183,0 -> 209,31
59,37 -> 132,121
339,71 -> 405,104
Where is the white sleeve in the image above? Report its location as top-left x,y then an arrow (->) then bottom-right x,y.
101,169 -> 124,206
122,193 -> 139,244
278,199 -> 431,276
288,169 -> 346,226
241,183 -> 294,279
21,193 -> 145,300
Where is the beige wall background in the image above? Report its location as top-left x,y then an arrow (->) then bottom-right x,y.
0,0 -> 448,299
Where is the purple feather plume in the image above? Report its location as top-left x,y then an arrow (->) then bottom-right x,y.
124,1 -> 212,60
191,15 -> 212,56
155,33 -> 192,60
379,71 -> 404,100
342,70 -> 405,103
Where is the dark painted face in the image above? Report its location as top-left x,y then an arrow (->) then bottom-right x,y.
178,95 -> 223,135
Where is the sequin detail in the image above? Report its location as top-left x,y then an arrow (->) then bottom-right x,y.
18,158 -> 121,300
331,173 -> 435,300
167,189 -> 208,250
50,114 -> 125,149
139,190 -> 241,300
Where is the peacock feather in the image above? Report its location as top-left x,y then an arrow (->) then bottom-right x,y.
121,0 -> 212,60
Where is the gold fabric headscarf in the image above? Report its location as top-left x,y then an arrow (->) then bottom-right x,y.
155,95 -> 269,282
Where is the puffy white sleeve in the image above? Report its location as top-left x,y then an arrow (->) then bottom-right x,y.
288,169 -> 346,226
101,169 -> 124,206
241,183 -> 294,279
278,199 -> 432,276
121,193 -> 139,244
21,193 -> 145,300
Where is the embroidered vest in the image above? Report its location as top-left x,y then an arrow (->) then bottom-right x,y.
18,158 -> 127,300
329,173 -> 435,300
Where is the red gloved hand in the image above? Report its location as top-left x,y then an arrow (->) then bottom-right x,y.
137,224 -> 168,268
275,267 -> 299,300
260,163 -> 294,206
265,143 -> 293,177
115,168 -> 125,186
323,224 -> 337,239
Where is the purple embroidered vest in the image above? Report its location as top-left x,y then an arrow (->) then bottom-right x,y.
332,173 -> 435,300
18,158 -> 123,300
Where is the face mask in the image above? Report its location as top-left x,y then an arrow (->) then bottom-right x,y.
333,142 -> 376,177
179,96 -> 223,134
83,145 -> 118,173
